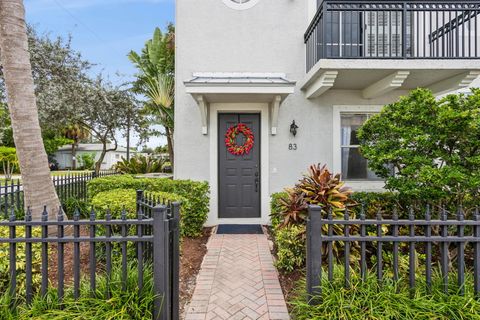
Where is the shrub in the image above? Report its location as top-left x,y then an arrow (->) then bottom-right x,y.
270,191 -> 288,231
0,261 -> 155,320
79,153 -> 95,170
274,225 -> 306,272
272,164 -> 353,229
358,88 -> 480,206
62,197 -> 90,219
0,226 -> 42,294
114,155 -> 165,174
0,146 -> 18,179
88,175 -> 209,237
290,266 -> 480,320
91,188 -> 186,219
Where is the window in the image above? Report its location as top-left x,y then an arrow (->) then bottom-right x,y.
222,0 -> 259,10
340,113 -> 381,180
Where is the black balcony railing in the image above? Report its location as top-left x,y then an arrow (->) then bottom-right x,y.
305,1 -> 480,71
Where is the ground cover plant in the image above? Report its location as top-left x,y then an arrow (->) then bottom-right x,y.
290,265 -> 480,320
0,262 -> 155,320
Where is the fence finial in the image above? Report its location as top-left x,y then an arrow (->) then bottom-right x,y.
409,206 -> 415,220
393,205 -> 398,221
57,206 -> 64,222
25,207 -> 32,222
121,207 -> 127,221
90,207 -> 96,221
9,207 -> 16,222
42,206 -> 48,222
425,204 -> 431,221
376,208 -> 382,221
457,205 -> 464,221
74,208 -> 80,221
106,209 -> 112,221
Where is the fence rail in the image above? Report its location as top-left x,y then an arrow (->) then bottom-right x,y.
0,170 -> 118,217
306,204 -> 480,304
305,1 -> 480,71
0,189 -> 179,320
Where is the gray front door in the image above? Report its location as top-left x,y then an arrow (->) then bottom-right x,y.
218,113 -> 260,219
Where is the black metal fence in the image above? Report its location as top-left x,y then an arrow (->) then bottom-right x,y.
306,205 -> 480,304
0,170 -> 118,217
0,190 -> 179,320
305,1 -> 480,71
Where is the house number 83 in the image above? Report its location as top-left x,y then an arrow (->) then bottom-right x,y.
288,143 -> 297,151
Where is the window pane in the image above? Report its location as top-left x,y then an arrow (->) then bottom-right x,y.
341,147 -> 380,180
341,114 -> 367,146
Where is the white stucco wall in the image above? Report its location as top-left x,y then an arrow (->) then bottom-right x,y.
175,0 -> 480,225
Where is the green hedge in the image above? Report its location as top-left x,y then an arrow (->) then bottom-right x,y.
91,189 -> 186,219
270,191 -> 288,231
88,176 -> 209,237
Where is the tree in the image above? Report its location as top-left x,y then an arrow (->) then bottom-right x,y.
358,88 -> 480,206
0,0 -> 60,218
0,146 -> 18,180
71,78 -> 145,174
63,124 -> 90,170
129,25 -> 175,171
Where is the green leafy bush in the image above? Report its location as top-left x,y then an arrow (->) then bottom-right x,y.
62,197 -> 90,219
270,192 -> 288,231
91,188 -> 186,219
358,88 -> 480,206
88,175 -> 209,237
0,227 -> 42,294
291,266 -> 480,320
274,225 -> 306,272
0,261 -> 155,320
79,153 -> 95,170
114,155 -> 165,174
0,146 -> 18,179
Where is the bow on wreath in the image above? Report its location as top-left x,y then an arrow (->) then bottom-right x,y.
224,123 -> 254,156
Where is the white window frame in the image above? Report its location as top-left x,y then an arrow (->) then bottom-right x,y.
222,0 -> 260,10
332,105 -> 385,191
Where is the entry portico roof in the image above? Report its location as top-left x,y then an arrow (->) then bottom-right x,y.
185,72 -> 295,87
184,73 -> 296,135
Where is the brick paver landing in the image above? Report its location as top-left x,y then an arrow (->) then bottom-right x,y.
184,233 -> 289,320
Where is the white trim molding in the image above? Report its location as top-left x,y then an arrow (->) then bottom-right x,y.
332,105 -> 385,192
208,103 -> 270,226
362,71 -> 410,99
303,70 -> 338,99
429,71 -> 480,96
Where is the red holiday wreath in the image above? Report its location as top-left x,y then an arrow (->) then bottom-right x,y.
224,123 -> 254,156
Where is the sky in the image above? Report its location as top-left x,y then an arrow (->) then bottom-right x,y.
24,0 -> 175,149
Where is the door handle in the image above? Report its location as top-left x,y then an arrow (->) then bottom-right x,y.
255,171 -> 259,192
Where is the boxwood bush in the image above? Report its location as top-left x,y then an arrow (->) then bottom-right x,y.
91,188 -> 192,235
88,175 -> 209,237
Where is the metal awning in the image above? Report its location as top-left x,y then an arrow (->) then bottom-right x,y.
184,73 -> 296,135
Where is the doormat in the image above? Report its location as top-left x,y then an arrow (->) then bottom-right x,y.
216,224 -> 264,234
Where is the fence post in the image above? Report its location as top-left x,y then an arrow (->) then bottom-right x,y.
171,202 -> 181,320
474,207 -> 480,298
306,205 -> 323,304
152,205 -> 168,320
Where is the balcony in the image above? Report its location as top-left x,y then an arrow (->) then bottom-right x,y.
301,1 -> 480,99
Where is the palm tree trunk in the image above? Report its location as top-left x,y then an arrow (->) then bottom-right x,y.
0,0 -> 60,219
165,126 -> 174,172
71,142 -> 77,170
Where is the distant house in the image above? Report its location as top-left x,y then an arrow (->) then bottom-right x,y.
54,143 -> 138,170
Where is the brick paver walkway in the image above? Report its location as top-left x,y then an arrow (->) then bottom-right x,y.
184,233 -> 289,320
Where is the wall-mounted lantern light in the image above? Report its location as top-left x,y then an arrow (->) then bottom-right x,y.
290,120 -> 299,137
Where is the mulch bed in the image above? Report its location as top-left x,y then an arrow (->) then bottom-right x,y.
46,226 -> 212,315
180,227 -> 212,316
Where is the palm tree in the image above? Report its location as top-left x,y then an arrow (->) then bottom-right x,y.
0,0 -> 60,219
64,124 -> 90,170
128,26 -> 175,170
